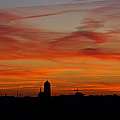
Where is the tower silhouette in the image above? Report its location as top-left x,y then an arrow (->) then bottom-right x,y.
44,81 -> 51,96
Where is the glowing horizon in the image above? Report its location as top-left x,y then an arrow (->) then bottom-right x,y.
0,0 -> 120,96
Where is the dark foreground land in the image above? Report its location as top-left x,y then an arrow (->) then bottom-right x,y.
0,95 -> 120,119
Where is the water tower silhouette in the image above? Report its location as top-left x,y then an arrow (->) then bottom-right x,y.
44,81 -> 51,96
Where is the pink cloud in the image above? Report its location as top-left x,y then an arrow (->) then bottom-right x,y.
0,10 -> 21,23
0,2 -> 119,61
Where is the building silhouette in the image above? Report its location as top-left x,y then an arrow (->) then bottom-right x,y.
38,80 -> 51,97
44,81 -> 51,96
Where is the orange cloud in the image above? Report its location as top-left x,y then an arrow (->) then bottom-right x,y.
0,1 -> 120,96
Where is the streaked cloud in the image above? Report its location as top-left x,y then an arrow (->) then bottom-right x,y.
0,0 -> 120,95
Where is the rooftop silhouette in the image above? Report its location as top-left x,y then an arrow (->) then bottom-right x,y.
0,80 -> 120,119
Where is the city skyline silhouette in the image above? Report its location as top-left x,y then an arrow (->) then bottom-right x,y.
0,0 -> 120,118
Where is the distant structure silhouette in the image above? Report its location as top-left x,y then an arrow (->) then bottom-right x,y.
38,80 -> 51,97
74,88 -> 84,96
44,81 -> 51,96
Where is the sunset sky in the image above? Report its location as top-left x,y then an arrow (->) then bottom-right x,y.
0,0 -> 120,96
